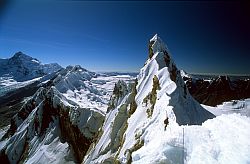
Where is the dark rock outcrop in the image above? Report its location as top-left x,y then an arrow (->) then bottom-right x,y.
186,76 -> 250,106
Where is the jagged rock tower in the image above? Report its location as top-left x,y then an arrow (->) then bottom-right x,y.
84,34 -> 215,163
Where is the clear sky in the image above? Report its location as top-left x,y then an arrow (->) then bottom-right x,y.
0,1 -> 249,74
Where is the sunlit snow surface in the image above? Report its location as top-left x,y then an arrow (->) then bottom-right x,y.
131,100 -> 250,164
202,99 -> 250,117
62,74 -> 135,113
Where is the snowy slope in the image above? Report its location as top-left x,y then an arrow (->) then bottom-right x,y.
202,98 -> 250,117
185,114 -> 250,164
0,77 -> 42,97
127,113 -> 250,164
84,34 -> 215,163
53,65 -> 135,113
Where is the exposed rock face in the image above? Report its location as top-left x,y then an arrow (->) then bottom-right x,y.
84,80 -> 136,164
186,76 -> 250,106
143,75 -> 161,117
107,80 -> 129,113
128,78 -> 138,115
148,40 -> 155,59
58,106 -> 94,162
0,70 -> 60,128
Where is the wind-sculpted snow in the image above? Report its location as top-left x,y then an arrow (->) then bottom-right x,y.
185,114 -> 250,164
127,113 -> 250,164
84,34 -> 215,163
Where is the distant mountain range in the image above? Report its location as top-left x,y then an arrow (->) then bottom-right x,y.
181,72 -> 250,106
0,51 -> 62,82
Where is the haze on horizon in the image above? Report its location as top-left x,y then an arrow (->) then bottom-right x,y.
0,1 -> 249,75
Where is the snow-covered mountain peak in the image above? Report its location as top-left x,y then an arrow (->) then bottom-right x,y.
62,65 -> 95,81
180,69 -> 190,78
0,52 -> 62,82
137,34 -> 180,106
150,33 -> 163,44
149,34 -> 170,58
138,35 -> 214,124
12,51 -> 31,59
145,34 -> 176,81
150,33 -> 165,46
9,51 -> 41,65
12,51 -> 37,59
69,65 -> 88,73
84,35 -> 215,163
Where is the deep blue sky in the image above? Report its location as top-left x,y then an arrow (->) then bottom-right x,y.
0,1 -> 249,74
